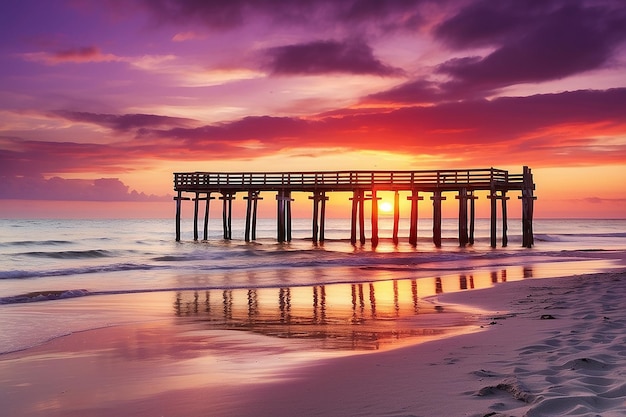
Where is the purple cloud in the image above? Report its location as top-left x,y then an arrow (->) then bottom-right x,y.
365,79 -> 448,104
137,0 -> 432,31
433,1 -> 626,96
0,176 -> 169,201
52,111 -> 196,132
433,0 -> 551,49
263,40 -> 404,76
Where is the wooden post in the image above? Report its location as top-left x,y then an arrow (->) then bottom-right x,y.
310,191 -> 329,243
276,191 -> 294,242
488,190 -> 510,247
277,193 -> 285,242
320,192 -> 327,242
174,191 -> 190,242
193,193 -> 213,241
245,192 -> 253,242
456,188 -> 469,247
286,191 -> 292,242
489,189 -> 497,248
222,199 -> 228,240
350,190 -> 367,245
220,193 -> 235,240
501,191 -> 509,247
244,191 -> 261,242
350,191 -> 358,245
392,191 -> 400,244
228,197 -> 233,240
312,193 -> 319,243
359,190 -> 367,244
431,191 -> 446,247
252,196 -> 259,240
469,191 -> 476,245
203,193 -> 214,240
175,191 -> 182,242
519,166 -> 536,248
369,190 -> 381,246
407,190 -> 423,246
193,192 -> 200,241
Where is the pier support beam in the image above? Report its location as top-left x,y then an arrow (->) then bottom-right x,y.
456,189 -> 477,247
519,166 -> 537,248
489,190 -> 497,248
244,191 -> 262,242
431,191 -> 447,247
276,191 -> 294,243
502,191 -> 509,247
469,192 -> 477,245
309,191 -> 329,243
203,193 -> 214,240
193,192 -> 200,241
488,190 -> 510,247
392,191 -> 400,245
174,191 -> 191,242
220,192 -> 236,240
367,190 -> 381,247
350,190 -> 366,245
193,193 -> 214,241
407,190 -> 424,246
456,188 -> 469,247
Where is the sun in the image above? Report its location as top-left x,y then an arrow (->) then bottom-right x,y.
379,201 -> 393,213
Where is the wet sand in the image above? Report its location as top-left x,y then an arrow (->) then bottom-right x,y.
2,268 -> 626,416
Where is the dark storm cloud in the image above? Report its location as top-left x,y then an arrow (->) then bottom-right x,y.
263,40 -> 403,76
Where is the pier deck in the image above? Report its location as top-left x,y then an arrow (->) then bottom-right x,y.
173,167 -> 536,247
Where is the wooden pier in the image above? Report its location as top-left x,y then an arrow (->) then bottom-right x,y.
173,167 -> 536,247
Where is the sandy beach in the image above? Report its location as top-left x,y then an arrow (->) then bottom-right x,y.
2,266 -> 626,417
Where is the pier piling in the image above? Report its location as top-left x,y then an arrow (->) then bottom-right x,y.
369,190 -> 381,247
431,191 -> 446,247
276,190 -> 293,242
392,191 -> 400,245
407,190 -> 423,246
310,191 -> 329,243
220,192 -> 236,240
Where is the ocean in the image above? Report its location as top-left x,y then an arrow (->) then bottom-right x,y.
1,218 -> 625,355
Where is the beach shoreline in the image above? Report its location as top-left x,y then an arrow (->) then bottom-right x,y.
2,267 -> 626,416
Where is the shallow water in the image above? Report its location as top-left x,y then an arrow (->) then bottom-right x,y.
1,218 -> 625,354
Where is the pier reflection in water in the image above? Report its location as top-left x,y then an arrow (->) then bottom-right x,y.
173,267 -> 528,350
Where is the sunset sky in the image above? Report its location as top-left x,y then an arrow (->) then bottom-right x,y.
1,0 -> 625,219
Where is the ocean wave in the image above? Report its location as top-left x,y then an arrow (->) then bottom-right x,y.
535,232 -> 626,241
18,249 -> 113,259
0,263 -> 164,280
535,234 -> 563,242
0,289 -> 91,304
0,240 -> 73,247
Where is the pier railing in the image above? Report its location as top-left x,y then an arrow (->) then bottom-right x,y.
174,168 -> 520,192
